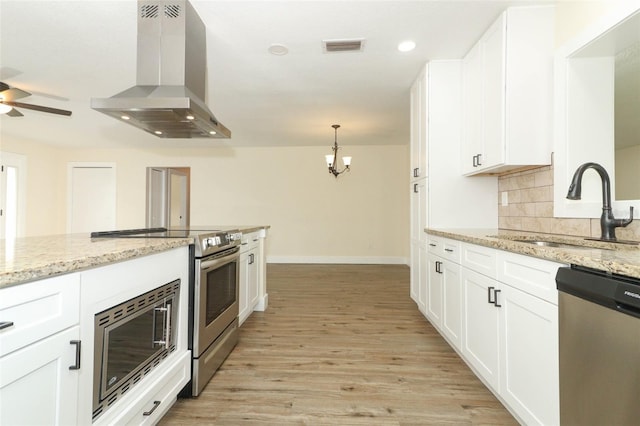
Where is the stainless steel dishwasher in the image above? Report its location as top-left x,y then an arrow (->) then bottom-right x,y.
556,266 -> 640,426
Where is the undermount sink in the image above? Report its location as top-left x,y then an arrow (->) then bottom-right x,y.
512,239 -> 594,250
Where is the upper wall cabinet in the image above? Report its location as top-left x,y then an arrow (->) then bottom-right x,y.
410,65 -> 428,181
462,6 -> 555,176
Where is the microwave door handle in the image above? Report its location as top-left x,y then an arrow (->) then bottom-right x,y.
153,304 -> 169,348
151,305 -> 158,348
164,303 -> 171,350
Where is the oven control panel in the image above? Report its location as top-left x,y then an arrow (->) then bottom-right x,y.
196,230 -> 241,257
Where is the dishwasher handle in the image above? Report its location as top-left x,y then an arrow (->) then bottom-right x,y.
616,303 -> 640,319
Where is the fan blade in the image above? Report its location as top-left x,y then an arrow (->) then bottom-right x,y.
1,87 -> 31,101
4,101 -> 72,116
6,108 -> 24,117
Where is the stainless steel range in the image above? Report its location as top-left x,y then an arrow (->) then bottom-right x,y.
91,227 -> 242,396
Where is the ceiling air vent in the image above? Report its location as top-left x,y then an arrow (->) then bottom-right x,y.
322,38 -> 365,53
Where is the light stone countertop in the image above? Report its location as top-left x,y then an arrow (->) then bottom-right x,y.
426,228 -> 640,279
0,234 -> 192,289
0,225 -> 270,289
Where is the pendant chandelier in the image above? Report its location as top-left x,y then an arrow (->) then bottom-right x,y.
325,124 -> 352,178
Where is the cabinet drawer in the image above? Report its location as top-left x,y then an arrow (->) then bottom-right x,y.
441,239 -> 461,263
97,351 -> 190,426
240,232 -> 260,253
0,273 -> 80,357
461,243 -> 497,278
427,236 -> 461,263
427,236 -> 441,255
497,251 -> 565,305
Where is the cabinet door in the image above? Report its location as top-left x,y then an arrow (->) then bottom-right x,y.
248,248 -> 260,312
480,12 -> 506,170
462,268 -> 500,390
411,241 -> 428,316
462,42 -> 483,175
426,254 -> 443,327
441,260 -> 462,351
238,251 -> 250,325
410,179 -> 428,243
0,326 -> 79,425
500,284 -> 559,426
410,65 -> 428,180
410,240 -> 420,305
239,248 -> 260,325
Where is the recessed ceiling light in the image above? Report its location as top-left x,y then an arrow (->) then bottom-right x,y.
209,130 -> 217,135
398,40 -> 416,52
186,115 -> 195,120
268,44 -> 289,56
154,130 -> 162,135
121,115 -> 130,120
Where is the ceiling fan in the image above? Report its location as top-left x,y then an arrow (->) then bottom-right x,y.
0,82 -> 72,117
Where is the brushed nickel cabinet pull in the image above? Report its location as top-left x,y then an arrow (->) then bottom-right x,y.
69,340 -> 81,370
0,321 -> 14,330
143,400 -> 161,416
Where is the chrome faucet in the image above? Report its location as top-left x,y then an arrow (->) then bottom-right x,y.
566,162 -> 634,241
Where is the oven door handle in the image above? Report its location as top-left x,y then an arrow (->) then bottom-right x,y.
200,253 -> 240,271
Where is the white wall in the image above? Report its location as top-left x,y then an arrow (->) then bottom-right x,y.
1,135 -> 68,236
0,136 -> 409,263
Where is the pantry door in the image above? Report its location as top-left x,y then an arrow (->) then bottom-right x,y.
67,163 -> 116,233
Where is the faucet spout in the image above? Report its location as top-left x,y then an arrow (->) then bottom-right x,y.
566,162 -> 633,241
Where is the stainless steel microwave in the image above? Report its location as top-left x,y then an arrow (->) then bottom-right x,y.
92,279 -> 180,421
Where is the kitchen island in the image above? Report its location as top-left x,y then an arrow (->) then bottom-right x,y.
0,226 -> 268,425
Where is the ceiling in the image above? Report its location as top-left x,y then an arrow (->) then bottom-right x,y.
0,0 -> 554,149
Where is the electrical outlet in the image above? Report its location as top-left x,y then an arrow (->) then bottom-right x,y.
501,191 -> 509,206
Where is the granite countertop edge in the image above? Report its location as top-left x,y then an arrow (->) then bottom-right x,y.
1,225 -> 270,289
425,228 -> 640,279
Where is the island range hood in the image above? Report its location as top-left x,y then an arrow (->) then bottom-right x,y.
91,0 -> 230,139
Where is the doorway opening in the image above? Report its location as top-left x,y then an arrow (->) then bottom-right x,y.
146,167 -> 190,228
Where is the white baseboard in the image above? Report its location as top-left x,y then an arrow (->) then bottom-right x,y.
266,256 -> 409,265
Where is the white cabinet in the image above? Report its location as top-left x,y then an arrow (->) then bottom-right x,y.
410,179 -> 428,244
462,6 -> 555,175
426,237 -> 462,351
409,60 -> 497,312
239,229 -> 267,325
410,239 -> 427,315
458,241 -> 563,425
499,283 -> 558,426
410,65 -> 428,181
0,273 -> 81,426
461,267 -> 501,390
497,250 -> 561,425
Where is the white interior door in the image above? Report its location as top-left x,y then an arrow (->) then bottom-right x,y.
0,151 -> 27,239
68,163 -> 116,233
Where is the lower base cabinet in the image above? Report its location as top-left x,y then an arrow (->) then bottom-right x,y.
0,326 -> 80,425
239,246 -> 259,325
423,237 -> 562,426
461,267 -> 501,391
500,284 -> 558,426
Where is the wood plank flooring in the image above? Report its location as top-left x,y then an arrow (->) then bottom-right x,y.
160,264 -> 517,425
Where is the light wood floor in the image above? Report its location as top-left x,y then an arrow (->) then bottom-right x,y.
160,264 -> 517,425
